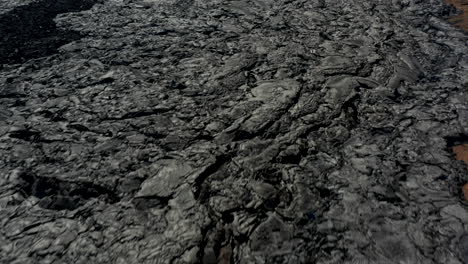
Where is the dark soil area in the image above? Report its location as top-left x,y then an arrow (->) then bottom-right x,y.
0,0 -> 97,64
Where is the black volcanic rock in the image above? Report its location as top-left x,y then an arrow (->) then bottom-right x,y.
0,0 -> 467,263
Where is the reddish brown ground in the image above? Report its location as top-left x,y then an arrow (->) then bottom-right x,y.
445,0 -> 468,31
453,144 -> 468,164
453,144 -> 468,200
463,183 -> 468,200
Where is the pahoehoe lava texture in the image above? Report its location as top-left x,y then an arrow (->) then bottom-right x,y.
0,0 -> 467,263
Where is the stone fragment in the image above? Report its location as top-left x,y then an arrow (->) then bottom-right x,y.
137,160 -> 193,198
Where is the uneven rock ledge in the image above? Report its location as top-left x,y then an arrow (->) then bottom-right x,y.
0,0 -> 468,263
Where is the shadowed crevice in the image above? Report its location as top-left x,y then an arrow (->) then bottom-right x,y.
18,172 -> 119,211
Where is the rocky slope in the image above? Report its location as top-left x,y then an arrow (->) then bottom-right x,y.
0,0 -> 467,263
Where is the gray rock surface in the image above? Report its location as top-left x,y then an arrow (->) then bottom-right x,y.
0,0 -> 467,263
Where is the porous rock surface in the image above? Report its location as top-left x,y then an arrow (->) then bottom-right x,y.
0,0 -> 468,263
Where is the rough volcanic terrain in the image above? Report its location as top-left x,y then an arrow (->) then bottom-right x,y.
0,0 -> 468,263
